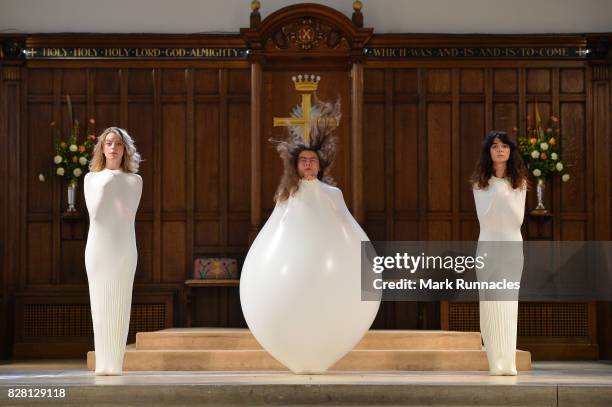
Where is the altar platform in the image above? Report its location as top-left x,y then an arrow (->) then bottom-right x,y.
85,328 -> 531,371
1,359 -> 611,406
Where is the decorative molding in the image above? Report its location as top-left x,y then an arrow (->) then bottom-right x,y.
1,38 -> 25,60
592,64 -> 610,81
2,66 -> 20,81
276,18 -> 343,51
365,46 -> 588,59
20,46 -> 247,60
241,3 -> 372,65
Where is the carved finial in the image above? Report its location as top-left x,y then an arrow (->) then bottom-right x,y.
250,0 -> 261,28
352,1 -> 364,27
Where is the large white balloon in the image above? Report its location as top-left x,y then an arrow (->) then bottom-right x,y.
240,179 -> 381,374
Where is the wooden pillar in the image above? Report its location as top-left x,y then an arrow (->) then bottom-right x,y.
1,55 -> 24,359
351,62 -> 364,224
588,34 -> 612,359
591,60 -> 612,360
249,62 -> 262,243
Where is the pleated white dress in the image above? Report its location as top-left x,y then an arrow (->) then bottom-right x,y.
473,176 -> 526,375
84,168 -> 142,375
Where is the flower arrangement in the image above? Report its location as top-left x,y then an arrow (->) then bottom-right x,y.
42,96 -> 97,188
517,103 -> 570,183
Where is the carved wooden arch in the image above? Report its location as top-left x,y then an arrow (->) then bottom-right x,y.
245,3 -> 370,241
241,3 -> 373,64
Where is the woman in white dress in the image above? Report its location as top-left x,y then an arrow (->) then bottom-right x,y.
85,127 -> 142,375
471,130 -> 528,375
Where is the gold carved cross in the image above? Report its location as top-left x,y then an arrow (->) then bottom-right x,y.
273,93 -> 313,145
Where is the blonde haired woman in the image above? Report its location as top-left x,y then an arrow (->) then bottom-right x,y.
85,127 -> 142,375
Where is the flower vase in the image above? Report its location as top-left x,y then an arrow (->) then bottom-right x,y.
67,183 -> 77,212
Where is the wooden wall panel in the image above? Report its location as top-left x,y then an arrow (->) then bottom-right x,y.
60,239 -> 87,284
161,103 -> 187,212
161,222 -> 186,283
459,102 -> 484,213
27,102 -> 53,214
560,102 -> 586,213
95,69 -> 120,95
128,102 -> 154,213
494,69 -> 518,94
527,68 -> 551,93
460,69 -> 484,94
394,103 -> 418,214
493,103 -> 518,135
94,103 -> 120,136
228,103 -> 250,213
194,104 -> 220,213
26,223 -> 52,285
427,103 -> 452,212
135,221 -> 153,283
363,103 -> 385,213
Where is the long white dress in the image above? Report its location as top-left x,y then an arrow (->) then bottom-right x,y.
473,176 -> 526,375
84,168 -> 142,375
240,179 -> 381,374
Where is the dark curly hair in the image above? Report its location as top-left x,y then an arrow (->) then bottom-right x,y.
470,130 -> 528,190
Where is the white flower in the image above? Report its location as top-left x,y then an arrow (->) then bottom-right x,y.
556,162 -> 564,171
73,168 -> 82,177
551,152 -> 558,161
79,156 -> 88,165
540,142 -> 549,151
69,144 -> 78,152
530,150 -> 540,159
38,173 -> 45,182
56,167 -> 65,176
533,169 -> 542,177
562,174 -> 570,182
53,155 -> 62,164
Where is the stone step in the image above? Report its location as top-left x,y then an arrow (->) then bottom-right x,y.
87,348 -> 531,371
135,328 -> 484,351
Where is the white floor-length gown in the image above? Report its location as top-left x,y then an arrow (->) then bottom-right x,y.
240,179 -> 381,374
84,168 -> 142,375
473,175 -> 526,375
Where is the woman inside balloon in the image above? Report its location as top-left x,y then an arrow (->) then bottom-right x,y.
85,127 -> 142,375
240,96 -> 380,374
471,130 -> 528,376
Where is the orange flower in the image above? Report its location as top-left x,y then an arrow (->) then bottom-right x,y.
529,137 -> 537,145
88,134 -> 96,141
60,141 -> 67,148
540,152 -> 547,160
549,137 -> 556,145
78,145 -> 85,152
546,128 -> 552,133
72,156 -> 78,163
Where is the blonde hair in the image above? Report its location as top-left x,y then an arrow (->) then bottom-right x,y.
89,126 -> 141,173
